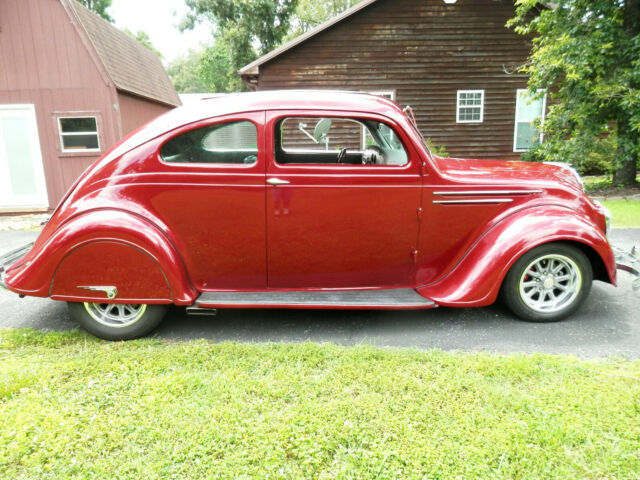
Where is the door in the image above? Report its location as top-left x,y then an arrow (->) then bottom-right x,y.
0,105 -> 48,210
265,111 -> 423,289
152,112 -> 267,291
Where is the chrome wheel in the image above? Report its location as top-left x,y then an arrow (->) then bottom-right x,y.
518,254 -> 582,313
83,303 -> 147,328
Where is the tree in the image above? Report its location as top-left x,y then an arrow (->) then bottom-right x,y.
78,0 -> 113,23
167,50 -> 209,93
123,29 -> 163,58
182,0 -> 300,92
287,0 -> 361,40
510,0 -> 640,186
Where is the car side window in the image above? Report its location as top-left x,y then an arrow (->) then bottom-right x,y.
275,117 -> 408,166
161,120 -> 258,165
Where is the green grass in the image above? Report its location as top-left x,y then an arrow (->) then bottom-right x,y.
583,174 -> 640,192
601,200 -> 640,228
1,329 -> 639,479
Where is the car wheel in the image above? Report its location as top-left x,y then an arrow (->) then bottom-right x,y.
67,302 -> 168,340
501,243 -> 592,322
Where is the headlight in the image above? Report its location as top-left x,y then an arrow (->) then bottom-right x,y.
593,200 -> 611,237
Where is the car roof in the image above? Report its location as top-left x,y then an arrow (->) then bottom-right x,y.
102,90 -> 406,166
172,89 -> 402,123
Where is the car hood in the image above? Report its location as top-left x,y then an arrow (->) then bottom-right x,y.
434,157 -> 583,192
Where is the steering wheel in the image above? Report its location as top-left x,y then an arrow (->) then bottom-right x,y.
336,148 -> 348,164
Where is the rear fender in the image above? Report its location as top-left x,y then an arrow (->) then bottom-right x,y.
5,210 -> 197,305
417,206 -> 616,307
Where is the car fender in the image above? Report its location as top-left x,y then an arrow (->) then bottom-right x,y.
416,205 -> 616,307
5,209 -> 197,305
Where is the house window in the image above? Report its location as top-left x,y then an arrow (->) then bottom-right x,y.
58,116 -> 100,152
514,89 -> 546,152
456,90 -> 484,123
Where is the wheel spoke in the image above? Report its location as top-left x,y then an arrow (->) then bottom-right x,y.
518,253 -> 583,314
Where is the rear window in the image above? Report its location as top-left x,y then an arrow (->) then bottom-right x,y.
161,120 -> 258,165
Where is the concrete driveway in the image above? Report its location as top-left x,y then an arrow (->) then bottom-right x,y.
1,228 -> 639,358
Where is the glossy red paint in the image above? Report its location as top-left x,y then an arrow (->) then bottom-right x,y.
3,90 -> 616,309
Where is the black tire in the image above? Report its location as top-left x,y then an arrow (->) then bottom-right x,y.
67,302 -> 168,340
501,243 -> 593,322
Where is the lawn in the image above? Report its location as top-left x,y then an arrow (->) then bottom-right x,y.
601,199 -> 640,228
1,329 -> 639,479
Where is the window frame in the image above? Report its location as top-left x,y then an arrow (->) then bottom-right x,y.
273,112 -> 411,169
57,115 -> 101,153
513,89 -> 547,153
456,90 -> 484,124
158,116 -> 261,168
362,91 -> 396,148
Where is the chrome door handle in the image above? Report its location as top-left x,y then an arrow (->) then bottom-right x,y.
267,178 -> 290,185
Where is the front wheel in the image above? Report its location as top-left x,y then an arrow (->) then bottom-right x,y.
501,244 -> 593,322
67,302 -> 168,340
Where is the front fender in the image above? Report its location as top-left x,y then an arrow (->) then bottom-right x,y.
417,205 -> 616,307
5,209 -> 197,305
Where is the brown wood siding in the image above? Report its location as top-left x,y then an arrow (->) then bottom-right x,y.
256,0 -> 532,160
117,92 -> 174,138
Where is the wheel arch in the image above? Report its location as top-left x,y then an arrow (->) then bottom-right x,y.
5,209 -> 198,305
416,205 -> 616,307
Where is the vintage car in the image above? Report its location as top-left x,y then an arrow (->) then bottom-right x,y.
1,91 -> 638,340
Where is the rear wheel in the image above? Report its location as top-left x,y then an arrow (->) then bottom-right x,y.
67,302 -> 168,340
501,244 -> 592,322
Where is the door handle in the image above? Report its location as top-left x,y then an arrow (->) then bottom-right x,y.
267,178 -> 290,185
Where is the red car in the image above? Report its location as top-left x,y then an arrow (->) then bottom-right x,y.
1,91 -> 636,340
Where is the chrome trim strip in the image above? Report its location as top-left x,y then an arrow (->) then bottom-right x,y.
77,285 -> 118,299
433,190 -> 542,196
433,198 -> 514,205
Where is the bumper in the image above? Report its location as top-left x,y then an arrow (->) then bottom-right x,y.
614,245 -> 640,293
0,242 -> 34,290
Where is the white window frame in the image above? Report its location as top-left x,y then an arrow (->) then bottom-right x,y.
57,116 -> 100,153
456,89 -> 484,124
513,89 -> 547,153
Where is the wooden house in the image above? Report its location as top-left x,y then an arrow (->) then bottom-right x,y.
239,0 -> 546,161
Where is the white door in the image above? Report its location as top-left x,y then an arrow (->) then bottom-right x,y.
0,105 -> 48,209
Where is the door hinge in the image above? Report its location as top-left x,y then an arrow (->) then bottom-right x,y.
417,207 -> 423,222
411,249 -> 418,262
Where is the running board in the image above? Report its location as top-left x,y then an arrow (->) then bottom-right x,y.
195,289 -> 436,310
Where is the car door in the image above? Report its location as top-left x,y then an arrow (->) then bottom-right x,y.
151,112 -> 267,290
265,110 -> 423,289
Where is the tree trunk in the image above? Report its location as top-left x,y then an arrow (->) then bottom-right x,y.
614,0 -> 640,186
613,116 -> 638,186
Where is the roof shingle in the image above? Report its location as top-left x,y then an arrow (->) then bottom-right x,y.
67,0 -> 181,107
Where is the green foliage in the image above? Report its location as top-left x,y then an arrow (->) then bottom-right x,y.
287,0 -> 363,40
1,328 -> 640,478
510,0 -> 640,186
167,50 -> 209,94
122,28 -> 162,59
601,200 -> 640,227
77,0 -> 113,22
182,0 -> 300,92
425,138 -> 449,157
